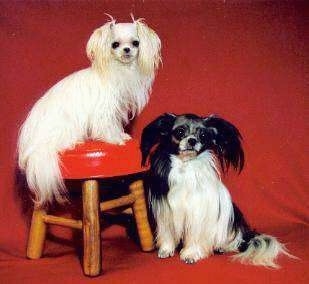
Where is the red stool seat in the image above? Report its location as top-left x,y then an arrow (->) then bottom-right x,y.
59,139 -> 148,179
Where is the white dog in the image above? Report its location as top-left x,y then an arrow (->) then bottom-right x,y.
18,16 -> 161,206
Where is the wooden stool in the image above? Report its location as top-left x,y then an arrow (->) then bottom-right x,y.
26,139 -> 153,276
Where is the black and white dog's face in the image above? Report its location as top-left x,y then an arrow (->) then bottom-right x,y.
141,113 -> 244,172
171,115 -> 213,159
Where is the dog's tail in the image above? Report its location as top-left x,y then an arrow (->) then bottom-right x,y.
232,232 -> 294,268
227,204 -> 295,268
18,145 -> 67,207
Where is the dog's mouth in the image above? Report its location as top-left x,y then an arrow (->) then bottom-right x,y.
119,54 -> 135,64
121,54 -> 133,61
178,149 -> 198,161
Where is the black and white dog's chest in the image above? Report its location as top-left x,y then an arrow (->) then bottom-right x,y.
167,153 -> 221,209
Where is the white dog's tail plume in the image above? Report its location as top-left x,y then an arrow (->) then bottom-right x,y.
19,146 -> 67,206
225,204 -> 296,268
232,233 -> 294,268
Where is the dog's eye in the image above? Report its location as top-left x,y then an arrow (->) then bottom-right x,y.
132,40 -> 139,47
199,131 -> 209,142
112,42 -> 120,49
173,128 -> 185,140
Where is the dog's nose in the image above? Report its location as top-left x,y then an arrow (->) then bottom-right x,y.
123,47 -> 131,54
188,138 -> 197,146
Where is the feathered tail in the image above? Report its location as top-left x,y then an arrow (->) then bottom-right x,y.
18,145 -> 67,207
227,204 -> 296,268
233,233 -> 294,268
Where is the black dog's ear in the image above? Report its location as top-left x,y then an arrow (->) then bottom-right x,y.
203,115 -> 244,173
141,113 -> 176,166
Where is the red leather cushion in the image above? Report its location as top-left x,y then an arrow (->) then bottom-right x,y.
59,139 -> 148,179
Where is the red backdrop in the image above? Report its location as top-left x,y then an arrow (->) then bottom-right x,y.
1,1 -> 308,283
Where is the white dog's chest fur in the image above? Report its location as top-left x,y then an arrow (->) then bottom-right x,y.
165,151 -> 233,248
168,152 -> 220,211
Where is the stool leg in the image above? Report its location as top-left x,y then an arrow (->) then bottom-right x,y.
27,207 -> 47,259
129,180 -> 154,252
82,180 -> 101,276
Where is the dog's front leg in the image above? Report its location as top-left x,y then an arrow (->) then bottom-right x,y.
156,222 -> 176,258
89,120 -> 130,145
180,219 -> 209,264
154,201 -> 177,259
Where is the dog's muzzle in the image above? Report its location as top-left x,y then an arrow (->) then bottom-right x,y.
120,53 -> 134,63
178,137 -> 202,161
178,149 -> 197,161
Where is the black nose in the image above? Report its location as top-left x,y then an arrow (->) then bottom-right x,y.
123,47 -> 130,53
188,138 -> 197,146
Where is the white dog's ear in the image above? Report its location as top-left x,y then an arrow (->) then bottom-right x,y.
86,21 -> 113,72
136,20 -> 161,76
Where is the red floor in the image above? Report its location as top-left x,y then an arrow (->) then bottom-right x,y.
1,1 -> 308,283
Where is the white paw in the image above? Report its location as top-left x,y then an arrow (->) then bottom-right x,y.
158,248 -> 175,259
121,133 -> 132,141
116,133 -> 132,145
101,133 -> 131,145
117,140 -> 126,145
100,137 -> 125,145
180,246 -> 205,264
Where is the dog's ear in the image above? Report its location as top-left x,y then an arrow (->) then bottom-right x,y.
141,113 -> 176,166
135,19 -> 161,76
86,21 -> 113,72
203,115 -> 244,173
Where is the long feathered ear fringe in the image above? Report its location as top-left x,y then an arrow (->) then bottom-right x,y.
141,113 -> 176,166
135,19 -> 162,76
86,19 -> 114,73
203,115 -> 244,173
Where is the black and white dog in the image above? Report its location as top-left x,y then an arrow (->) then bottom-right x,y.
141,113 -> 292,267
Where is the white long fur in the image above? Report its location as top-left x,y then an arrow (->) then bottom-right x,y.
18,19 -> 161,206
230,234 -> 294,268
152,151 -> 234,261
152,151 -> 291,267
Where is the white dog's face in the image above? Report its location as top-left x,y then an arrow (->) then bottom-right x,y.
87,18 -> 161,75
110,23 -> 139,64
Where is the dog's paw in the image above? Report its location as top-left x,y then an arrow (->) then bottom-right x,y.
183,257 -> 197,264
102,133 -> 131,145
158,248 -> 175,259
180,246 -> 205,264
121,133 -> 132,141
115,133 -> 132,145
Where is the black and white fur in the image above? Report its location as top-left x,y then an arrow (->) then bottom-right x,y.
141,113 -> 292,267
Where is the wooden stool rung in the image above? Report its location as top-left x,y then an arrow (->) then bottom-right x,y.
43,215 -> 83,230
100,193 -> 136,212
